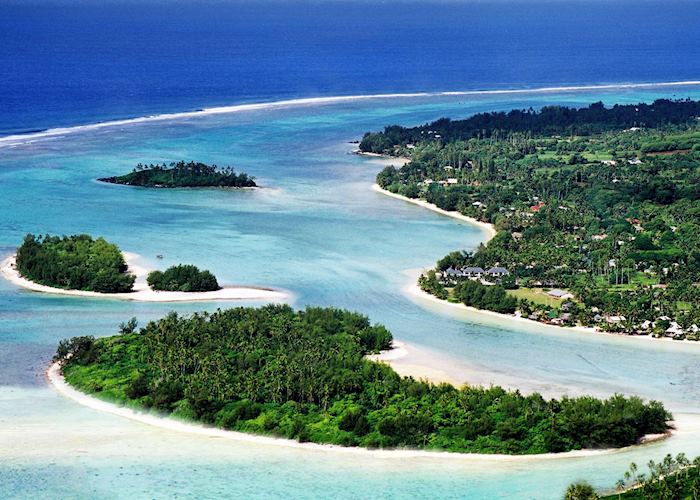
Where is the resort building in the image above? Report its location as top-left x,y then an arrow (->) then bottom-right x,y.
462,267 -> 485,278
547,289 -> 573,300
486,267 -> 509,278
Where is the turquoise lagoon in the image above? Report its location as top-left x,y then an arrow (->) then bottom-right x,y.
3,86 -> 700,498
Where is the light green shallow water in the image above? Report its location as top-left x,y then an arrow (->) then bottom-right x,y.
2,86 -> 700,498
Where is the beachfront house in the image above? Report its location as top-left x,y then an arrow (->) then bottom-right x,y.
547,289 -> 573,300
462,267 -> 485,278
443,267 -> 463,279
606,315 -> 626,324
665,322 -> 684,337
486,267 -> 509,278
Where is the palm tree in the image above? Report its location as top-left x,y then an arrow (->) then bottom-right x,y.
564,481 -> 599,500
615,478 -> 625,498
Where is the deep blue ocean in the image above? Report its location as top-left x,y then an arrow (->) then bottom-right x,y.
2,0 -> 700,135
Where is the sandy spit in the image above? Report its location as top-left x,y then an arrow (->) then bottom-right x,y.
1,253 -> 288,303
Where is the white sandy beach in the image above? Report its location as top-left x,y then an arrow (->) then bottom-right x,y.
355,151 -> 411,167
370,182 -> 700,349
372,184 -> 497,241
47,360 -> 675,462
403,268 -> 700,350
1,253 -> 288,303
367,340 -> 465,386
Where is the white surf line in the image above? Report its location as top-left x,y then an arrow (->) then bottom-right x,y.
48,360 -> 676,462
3,80 -> 700,148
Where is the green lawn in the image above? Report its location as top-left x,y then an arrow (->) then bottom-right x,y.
507,288 -> 569,308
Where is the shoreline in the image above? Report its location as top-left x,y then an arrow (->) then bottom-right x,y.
1,254 -> 288,303
4,80 -> 700,149
366,340 -> 464,386
355,151 -> 411,165
403,272 -> 700,349
371,184 -> 497,241
46,360 -> 672,462
370,177 -> 698,348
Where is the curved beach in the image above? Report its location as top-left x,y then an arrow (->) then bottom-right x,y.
371,183 -> 700,348
372,184 -> 497,241
1,253 -> 288,303
47,360 -> 673,462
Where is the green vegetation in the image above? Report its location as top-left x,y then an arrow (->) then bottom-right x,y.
147,264 -> 220,292
360,99 -> 700,155
366,99 -> 700,338
99,161 -> 256,188
56,305 -> 670,455
507,288 -> 568,309
16,234 -> 134,293
565,452 -> 700,499
453,279 -> 517,313
565,482 -> 598,500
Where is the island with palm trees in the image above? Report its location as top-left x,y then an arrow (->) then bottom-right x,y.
2,233 -> 287,302
52,304 -> 671,456
98,161 -> 256,188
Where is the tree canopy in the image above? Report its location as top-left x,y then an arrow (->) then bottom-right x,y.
369,100 -> 700,337
57,305 -> 670,454
99,161 -> 256,188
360,99 -> 700,154
16,233 -> 134,293
147,264 -> 220,292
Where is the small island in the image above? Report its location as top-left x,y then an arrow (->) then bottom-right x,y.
363,99 -> 700,341
54,305 -> 670,455
98,161 -> 257,188
3,233 -> 286,303
147,264 -> 220,292
16,233 -> 135,293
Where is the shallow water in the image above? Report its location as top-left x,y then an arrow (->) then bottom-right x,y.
3,86 -> 700,498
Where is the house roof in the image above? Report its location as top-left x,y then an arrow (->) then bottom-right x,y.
547,289 -> 570,297
486,267 -> 509,274
462,267 -> 484,273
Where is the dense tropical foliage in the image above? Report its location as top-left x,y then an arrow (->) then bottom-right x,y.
57,305 -> 670,454
147,264 -> 220,292
366,99 -> 700,337
99,161 -> 256,188
360,99 -> 700,154
16,234 -> 134,293
565,452 -> 700,499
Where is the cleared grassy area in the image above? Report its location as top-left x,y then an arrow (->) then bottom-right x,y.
583,151 -> 614,161
507,287 -> 570,308
595,272 -> 659,291
531,150 -> 613,163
